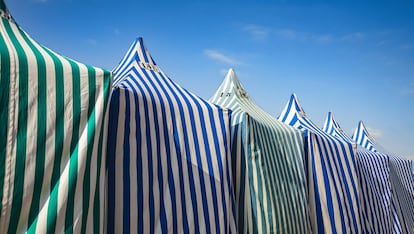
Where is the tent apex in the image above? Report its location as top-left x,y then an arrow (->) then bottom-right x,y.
0,0 -> 13,22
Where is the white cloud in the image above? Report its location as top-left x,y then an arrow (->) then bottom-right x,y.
314,34 -> 334,43
401,81 -> 414,95
86,39 -> 98,46
401,44 -> 414,50
367,127 -> 383,139
243,24 -> 271,40
204,49 -> 241,66
34,0 -> 48,3
341,32 -> 365,42
113,29 -> 120,36
274,29 -> 300,40
242,24 -> 369,45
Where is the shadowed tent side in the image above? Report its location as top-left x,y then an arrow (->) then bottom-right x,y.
0,0 -> 112,233
106,37 -> 237,234
210,69 -> 308,234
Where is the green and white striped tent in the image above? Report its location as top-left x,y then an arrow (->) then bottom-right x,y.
210,69 -> 308,233
0,1 -> 111,233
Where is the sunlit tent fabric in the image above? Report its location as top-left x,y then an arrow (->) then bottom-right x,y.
210,69 -> 308,233
0,1 -> 111,233
353,121 -> 414,233
278,94 -> 361,234
107,37 -> 236,233
323,112 -> 396,233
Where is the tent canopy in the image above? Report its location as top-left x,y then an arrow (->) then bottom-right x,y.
0,0 -> 111,233
279,94 -> 361,234
107,37 -> 236,234
210,69 -> 308,233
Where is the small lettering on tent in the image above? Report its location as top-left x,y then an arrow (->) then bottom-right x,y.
0,9 -> 13,22
238,90 -> 247,98
139,61 -> 160,72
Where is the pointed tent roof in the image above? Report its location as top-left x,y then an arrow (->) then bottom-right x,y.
107,37 -> 236,233
278,93 -> 361,234
0,0 -> 111,233
323,112 -> 354,143
211,69 -> 308,233
211,69 -> 292,127
279,93 -> 331,135
352,121 -> 379,152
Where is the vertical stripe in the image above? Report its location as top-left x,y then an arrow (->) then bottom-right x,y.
64,61 -> 80,234
5,18 -> 28,234
0,18 -> 11,217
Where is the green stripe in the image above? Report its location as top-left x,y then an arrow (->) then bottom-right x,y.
5,19 -> 28,234
0,18 -> 11,215
65,61 -> 81,234
80,68 -> 96,234
32,44 -> 66,234
43,48 -> 64,234
93,70 -> 111,233
0,0 -> 6,11
15,25 -> 48,232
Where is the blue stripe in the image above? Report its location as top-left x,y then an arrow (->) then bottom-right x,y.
107,89 -> 120,234
122,89 -> 131,234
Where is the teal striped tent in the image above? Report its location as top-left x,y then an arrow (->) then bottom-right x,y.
0,1 -> 111,233
210,69 -> 308,233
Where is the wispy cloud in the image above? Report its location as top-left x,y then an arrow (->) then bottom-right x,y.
34,0 -> 48,3
274,29 -> 300,40
243,24 -> 271,40
86,39 -> 98,46
401,81 -> 414,95
376,40 -> 387,47
367,127 -> 383,139
113,28 -> 121,36
341,32 -> 365,42
314,34 -> 334,43
242,24 -> 365,45
401,44 -> 414,50
204,49 -> 241,66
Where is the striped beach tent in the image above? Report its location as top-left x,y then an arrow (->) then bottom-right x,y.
107,38 -> 236,234
0,1 -> 111,233
210,69 -> 308,233
323,112 -> 395,233
278,94 -> 361,234
353,121 -> 414,233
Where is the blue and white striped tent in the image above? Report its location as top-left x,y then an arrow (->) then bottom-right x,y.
278,94 -> 361,234
324,113 -> 396,233
0,1 -> 111,233
210,69 -> 308,233
107,38 -> 237,233
353,121 -> 414,233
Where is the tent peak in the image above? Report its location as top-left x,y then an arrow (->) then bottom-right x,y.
112,36 -> 158,82
224,68 -> 249,98
289,93 -> 307,117
210,68 -> 250,103
0,0 -> 13,22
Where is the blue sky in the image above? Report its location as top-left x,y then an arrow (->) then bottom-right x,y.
6,0 -> 414,160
